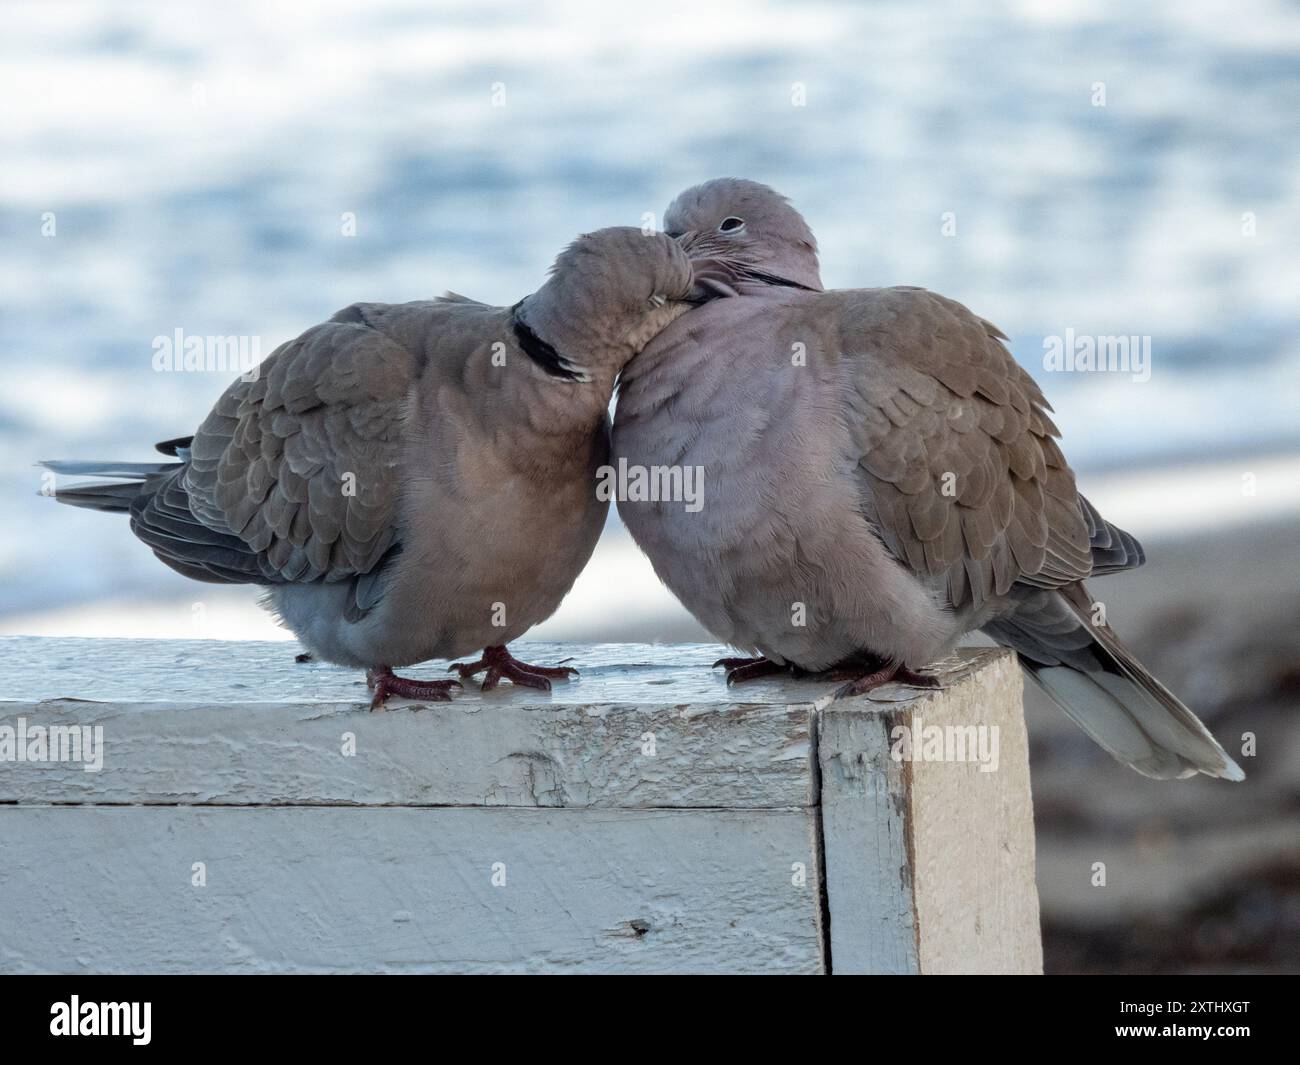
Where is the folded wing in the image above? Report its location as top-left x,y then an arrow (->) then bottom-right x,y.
131,306 -> 416,585
841,286 -> 1121,609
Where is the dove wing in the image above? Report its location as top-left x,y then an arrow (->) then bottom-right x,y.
840,286 -> 1130,611
130,304 -> 417,585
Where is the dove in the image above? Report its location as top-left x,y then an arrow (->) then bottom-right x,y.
613,178 -> 1242,780
44,226 -> 719,707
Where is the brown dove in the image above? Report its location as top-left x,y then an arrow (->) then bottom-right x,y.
45,227 -> 720,706
613,178 -> 1242,780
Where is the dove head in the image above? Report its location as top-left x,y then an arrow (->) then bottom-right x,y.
665,178 -> 823,292
516,226 -> 726,383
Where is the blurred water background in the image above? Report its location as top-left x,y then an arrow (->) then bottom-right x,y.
0,0 -> 1296,972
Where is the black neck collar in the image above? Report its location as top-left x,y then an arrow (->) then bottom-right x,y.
510,300 -> 583,381
736,266 -> 819,292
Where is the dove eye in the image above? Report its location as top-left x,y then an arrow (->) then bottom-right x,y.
718,216 -> 745,234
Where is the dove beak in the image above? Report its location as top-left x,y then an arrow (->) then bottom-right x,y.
686,256 -> 742,302
671,229 -> 819,294
670,229 -> 699,255
668,232 -> 741,301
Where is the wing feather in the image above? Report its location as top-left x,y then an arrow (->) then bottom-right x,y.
841,287 -> 1128,609
131,306 -> 417,585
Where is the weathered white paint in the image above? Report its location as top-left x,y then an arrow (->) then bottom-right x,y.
0,638 -> 1038,974
0,806 -> 824,974
908,654 -> 1042,974
818,707 -> 920,973
819,653 -> 1042,974
0,637 -> 807,706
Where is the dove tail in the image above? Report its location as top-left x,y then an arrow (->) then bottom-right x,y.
1024,654 -> 1244,780
1016,583 -> 1243,780
38,459 -> 180,514
985,582 -> 1242,780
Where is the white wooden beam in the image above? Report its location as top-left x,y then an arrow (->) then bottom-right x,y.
818,652 -> 1042,974
0,638 -> 1038,973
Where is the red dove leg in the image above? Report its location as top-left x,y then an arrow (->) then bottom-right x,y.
712,656 -> 788,685
893,665 -> 940,688
831,660 -> 940,699
449,644 -> 578,692
713,656 -> 764,669
366,667 -> 462,710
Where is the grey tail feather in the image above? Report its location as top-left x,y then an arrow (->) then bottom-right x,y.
154,435 -> 194,458
1026,585 -> 1244,781
39,459 -> 179,478
44,480 -> 140,513
38,459 -> 182,514
1079,493 -> 1145,573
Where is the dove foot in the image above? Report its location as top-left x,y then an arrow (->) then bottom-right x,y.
892,665 -> 940,688
366,667 -> 462,710
449,644 -> 578,692
713,656 -> 764,669
713,656 -> 790,685
831,660 -> 940,700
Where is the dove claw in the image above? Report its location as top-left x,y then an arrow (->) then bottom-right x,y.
366,667 -> 462,710
449,645 -> 575,692
828,660 -> 939,700
713,656 -> 787,685
892,666 -> 941,689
